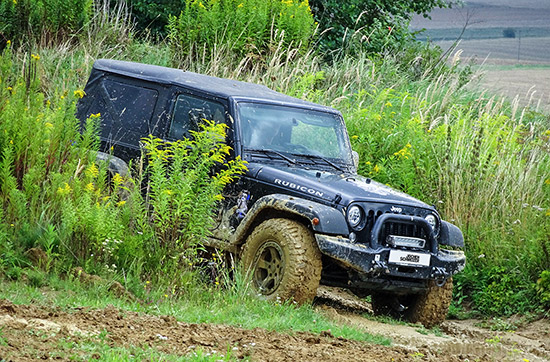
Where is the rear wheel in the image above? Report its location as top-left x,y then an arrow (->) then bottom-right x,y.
371,278 -> 453,328
241,218 -> 321,304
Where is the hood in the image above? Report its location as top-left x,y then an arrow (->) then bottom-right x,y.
246,162 -> 431,209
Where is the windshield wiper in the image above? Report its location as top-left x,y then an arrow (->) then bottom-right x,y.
294,154 -> 345,173
245,148 -> 296,164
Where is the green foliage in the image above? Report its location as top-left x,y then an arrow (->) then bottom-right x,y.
128,0 -> 185,36
140,121 -> 247,278
309,0 -> 453,56
471,266 -> 534,315
167,0 -> 316,62
0,44 -> 246,289
0,0 -> 93,46
536,270 -> 550,307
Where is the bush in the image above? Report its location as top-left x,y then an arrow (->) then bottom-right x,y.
167,0 -> 316,62
502,28 -> 516,38
0,0 -> 93,46
309,0 -> 452,56
127,0 -> 183,37
139,122 -> 247,278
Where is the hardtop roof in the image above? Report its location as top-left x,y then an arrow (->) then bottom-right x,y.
92,59 -> 337,113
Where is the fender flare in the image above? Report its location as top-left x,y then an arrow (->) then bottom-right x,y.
439,220 -> 464,248
231,194 -> 349,246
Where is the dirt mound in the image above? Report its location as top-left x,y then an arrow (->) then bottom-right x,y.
0,299 -> 411,361
1,296 -> 549,361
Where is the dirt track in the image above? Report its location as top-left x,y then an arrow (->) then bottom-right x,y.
1,290 -> 549,362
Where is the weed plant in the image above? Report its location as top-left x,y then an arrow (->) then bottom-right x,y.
167,0 -> 315,66
0,43 -> 245,288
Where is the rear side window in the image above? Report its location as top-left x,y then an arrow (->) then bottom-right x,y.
103,79 -> 158,145
168,93 -> 225,140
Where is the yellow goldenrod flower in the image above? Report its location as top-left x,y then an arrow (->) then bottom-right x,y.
7,86 -> 12,91
73,90 -> 85,98
57,182 -> 72,195
112,173 -> 123,185
373,164 -> 380,173
117,200 -> 126,207
9,140 -> 13,144
31,54 -> 40,60
86,164 -> 99,178
545,179 -> 550,185
6,40 -> 10,46
45,122 -> 53,129
351,135 -> 358,139
385,101 -> 392,107
393,143 -> 412,159
90,113 -> 101,118
237,3 -> 243,7
85,183 -> 95,192
164,189 -> 173,195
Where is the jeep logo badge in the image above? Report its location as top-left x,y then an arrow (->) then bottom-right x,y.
390,206 -> 403,213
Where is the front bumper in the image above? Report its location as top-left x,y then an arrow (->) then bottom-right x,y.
315,234 -> 466,281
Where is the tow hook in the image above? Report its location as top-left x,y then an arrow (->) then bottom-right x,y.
371,260 -> 388,276
432,266 -> 449,286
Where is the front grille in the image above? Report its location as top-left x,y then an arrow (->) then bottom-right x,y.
355,203 -> 433,251
383,222 -> 427,240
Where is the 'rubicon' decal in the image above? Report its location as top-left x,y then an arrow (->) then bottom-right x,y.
274,178 -> 324,197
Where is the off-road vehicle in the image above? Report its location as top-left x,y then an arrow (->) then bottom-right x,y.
77,59 -> 466,327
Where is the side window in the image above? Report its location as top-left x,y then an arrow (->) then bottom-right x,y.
103,79 -> 158,145
168,93 -> 225,140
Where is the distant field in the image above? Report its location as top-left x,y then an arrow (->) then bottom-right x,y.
411,1 -> 550,30
436,36 -> 550,64
411,0 -> 550,112
475,65 -> 550,112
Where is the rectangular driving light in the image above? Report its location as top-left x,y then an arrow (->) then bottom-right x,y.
387,235 -> 426,249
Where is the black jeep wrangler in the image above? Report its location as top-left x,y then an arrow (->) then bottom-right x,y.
78,59 -> 465,327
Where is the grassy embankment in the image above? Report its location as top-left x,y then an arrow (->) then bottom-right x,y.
1,1 -> 550,348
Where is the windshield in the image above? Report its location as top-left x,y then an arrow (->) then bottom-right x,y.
238,103 -> 353,165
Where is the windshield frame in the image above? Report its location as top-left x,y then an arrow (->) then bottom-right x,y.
234,100 -> 354,167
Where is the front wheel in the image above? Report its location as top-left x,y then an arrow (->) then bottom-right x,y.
371,278 -> 453,328
241,218 -> 322,304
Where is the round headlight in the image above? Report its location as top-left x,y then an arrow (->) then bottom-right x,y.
347,205 -> 363,228
425,214 -> 437,231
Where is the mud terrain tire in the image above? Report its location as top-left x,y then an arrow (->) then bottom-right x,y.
241,218 -> 321,304
408,278 -> 453,328
371,278 -> 453,328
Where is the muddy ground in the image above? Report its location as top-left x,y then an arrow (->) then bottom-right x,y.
0,287 -> 549,362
